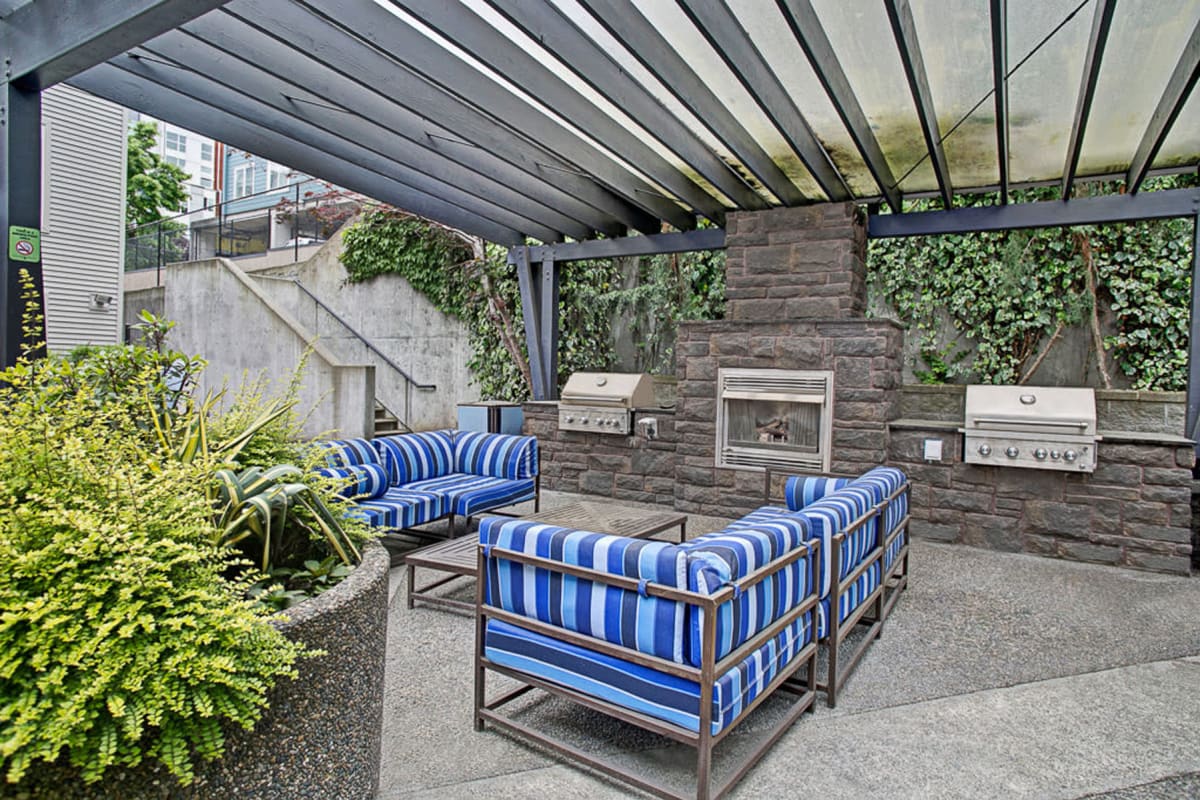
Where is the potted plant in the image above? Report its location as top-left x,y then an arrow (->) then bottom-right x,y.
1,298 -> 387,798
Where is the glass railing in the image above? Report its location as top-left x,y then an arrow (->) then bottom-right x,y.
124,182 -> 360,283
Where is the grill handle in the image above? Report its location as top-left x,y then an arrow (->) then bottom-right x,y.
971,417 -> 1090,429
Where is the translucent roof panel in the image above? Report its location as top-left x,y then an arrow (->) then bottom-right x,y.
811,0 -> 938,195
632,0 -> 824,201
1156,90 -> 1200,171
909,0 -> 999,191
1077,0 -> 1200,177
552,0 -> 776,204
430,0 -> 730,209
726,0 -> 879,198
1004,0 -> 1091,184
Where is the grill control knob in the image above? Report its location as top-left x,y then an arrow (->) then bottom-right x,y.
1005,446 -> 1019,458
1034,448 -> 1048,460
1050,450 -> 1061,460
1063,449 -> 1078,463
977,443 -> 992,456
565,415 -> 574,423
580,417 -> 589,425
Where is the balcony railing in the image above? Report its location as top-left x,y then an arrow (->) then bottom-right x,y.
125,182 -> 358,284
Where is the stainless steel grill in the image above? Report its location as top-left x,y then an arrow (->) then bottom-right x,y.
961,385 -> 1099,473
558,372 -> 656,435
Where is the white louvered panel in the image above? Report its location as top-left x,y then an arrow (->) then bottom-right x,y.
41,85 -> 125,351
720,448 -> 824,472
722,372 -> 828,394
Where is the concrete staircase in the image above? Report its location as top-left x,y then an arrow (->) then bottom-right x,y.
374,400 -> 405,437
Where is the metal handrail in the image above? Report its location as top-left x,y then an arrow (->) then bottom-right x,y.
290,278 -> 435,392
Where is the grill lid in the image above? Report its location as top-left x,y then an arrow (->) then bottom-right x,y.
963,385 -> 1097,437
560,372 -> 656,409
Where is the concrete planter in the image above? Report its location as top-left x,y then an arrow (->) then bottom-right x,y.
16,541 -> 390,799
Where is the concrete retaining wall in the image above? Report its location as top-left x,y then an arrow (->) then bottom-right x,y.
252,228 -> 475,431
165,258 -> 374,439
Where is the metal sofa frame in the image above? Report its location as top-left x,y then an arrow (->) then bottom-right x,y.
474,538 -> 820,800
765,470 -> 912,707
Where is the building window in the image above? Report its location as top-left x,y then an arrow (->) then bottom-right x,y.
165,155 -> 186,169
200,177 -> 212,189
267,163 -> 290,190
200,142 -> 213,162
165,131 -> 187,153
232,164 -> 253,199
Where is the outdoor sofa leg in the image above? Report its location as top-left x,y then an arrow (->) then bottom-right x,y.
473,548 -> 487,733
826,533 -> 844,709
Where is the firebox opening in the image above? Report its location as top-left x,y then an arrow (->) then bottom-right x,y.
717,369 -> 833,473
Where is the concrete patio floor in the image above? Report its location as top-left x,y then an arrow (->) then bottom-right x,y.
375,491 -> 1200,799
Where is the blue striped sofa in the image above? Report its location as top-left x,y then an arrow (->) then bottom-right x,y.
736,466 -> 912,706
316,430 -> 539,536
475,516 -> 821,800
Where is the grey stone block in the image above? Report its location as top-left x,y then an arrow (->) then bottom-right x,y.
1126,523 -> 1192,544
1023,500 -> 1088,535
911,520 -> 961,541
1143,467 -> 1192,487
1058,541 -> 1123,565
579,471 -> 615,496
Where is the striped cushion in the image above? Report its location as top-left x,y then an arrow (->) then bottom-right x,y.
453,431 -> 538,480
680,517 -> 811,668
403,473 -> 536,517
374,430 -> 455,485
347,488 -> 447,529
852,466 -> 908,540
817,562 -> 881,638
484,610 -> 813,735
479,519 -> 688,663
315,463 -> 389,500
317,438 -> 382,468
797,488 -> 874,599
885,528 -> 907,572
785,475 -> 852,511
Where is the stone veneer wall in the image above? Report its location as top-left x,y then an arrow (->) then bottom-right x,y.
724,203 -> 867,321
522,201 -> 1195,575
892,385 -> 1195,574
524,402 -> 678,507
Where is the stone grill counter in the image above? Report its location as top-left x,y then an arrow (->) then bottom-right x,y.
892,386 -> 1194,574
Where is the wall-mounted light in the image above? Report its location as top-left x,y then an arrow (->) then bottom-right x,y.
89,294 -> 115,310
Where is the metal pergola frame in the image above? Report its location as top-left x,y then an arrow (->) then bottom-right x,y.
2,0 -> 1199,443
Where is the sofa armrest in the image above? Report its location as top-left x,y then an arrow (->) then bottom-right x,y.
454,431 -> 538,480
477,517 -> 685,663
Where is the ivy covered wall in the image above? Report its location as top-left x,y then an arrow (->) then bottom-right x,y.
867,176 -> 1198,390
339,207 -> 724,401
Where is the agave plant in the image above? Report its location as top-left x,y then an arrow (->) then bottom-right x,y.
213,465 -> 361,574
146,390 -> 294,469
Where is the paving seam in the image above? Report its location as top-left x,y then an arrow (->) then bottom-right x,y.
1073,770 -> 1200,799
817,653 -> 1200,723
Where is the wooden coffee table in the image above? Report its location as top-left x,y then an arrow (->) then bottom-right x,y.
404,501 -> 688,612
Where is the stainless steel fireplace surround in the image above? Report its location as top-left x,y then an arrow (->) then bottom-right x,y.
716,368 -> 833,472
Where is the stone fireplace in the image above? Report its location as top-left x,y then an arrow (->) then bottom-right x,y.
526,201 -> 902,520
671,203 -> 902,518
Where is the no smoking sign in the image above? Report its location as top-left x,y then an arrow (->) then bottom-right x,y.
8,226 -> 40,263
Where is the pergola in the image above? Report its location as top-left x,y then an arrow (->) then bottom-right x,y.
2,1 -> 1199,419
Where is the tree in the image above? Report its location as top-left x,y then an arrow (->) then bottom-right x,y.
125,121 -> 190,229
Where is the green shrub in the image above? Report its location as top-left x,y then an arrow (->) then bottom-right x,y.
0,356 -> 308,786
